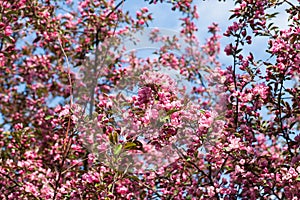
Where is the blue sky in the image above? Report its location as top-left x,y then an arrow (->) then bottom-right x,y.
122,0 -> 293,65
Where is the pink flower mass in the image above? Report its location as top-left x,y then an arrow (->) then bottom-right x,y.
0,0 -> 300,199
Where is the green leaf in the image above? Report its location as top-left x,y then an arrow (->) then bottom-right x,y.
114,144 -> 122,155
33,36 -> 41,43
224,166 -> 235,174
229,13 -> 236,20
234,132 -> 242,137
214,115 -> 224,120
235,48 -> 242,54
199,109 -> 206,114
124,142 -> 137,150
109,131 -> 119,145
166,109 -> 179,115
127,175 -> 140,182
159,115 -> 170,123
2,35 -> 14,43
5,10 -> 19,16
113,131 -> 119,144
109,132 -> 114,144
45,115 -> 53,120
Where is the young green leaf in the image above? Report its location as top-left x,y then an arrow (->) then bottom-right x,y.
114,144 -> 123,155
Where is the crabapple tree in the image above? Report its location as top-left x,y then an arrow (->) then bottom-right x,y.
0,0 -> 300,199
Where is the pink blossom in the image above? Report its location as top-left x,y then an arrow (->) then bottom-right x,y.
14,123 -> 23,130
4,26 -> 13,36
141,7 -> 149,12
207,186 -> 215,197
117,186 -> 128,195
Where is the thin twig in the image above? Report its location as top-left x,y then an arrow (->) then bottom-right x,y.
58,36 -> 73,105
52,36 -> 75,200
